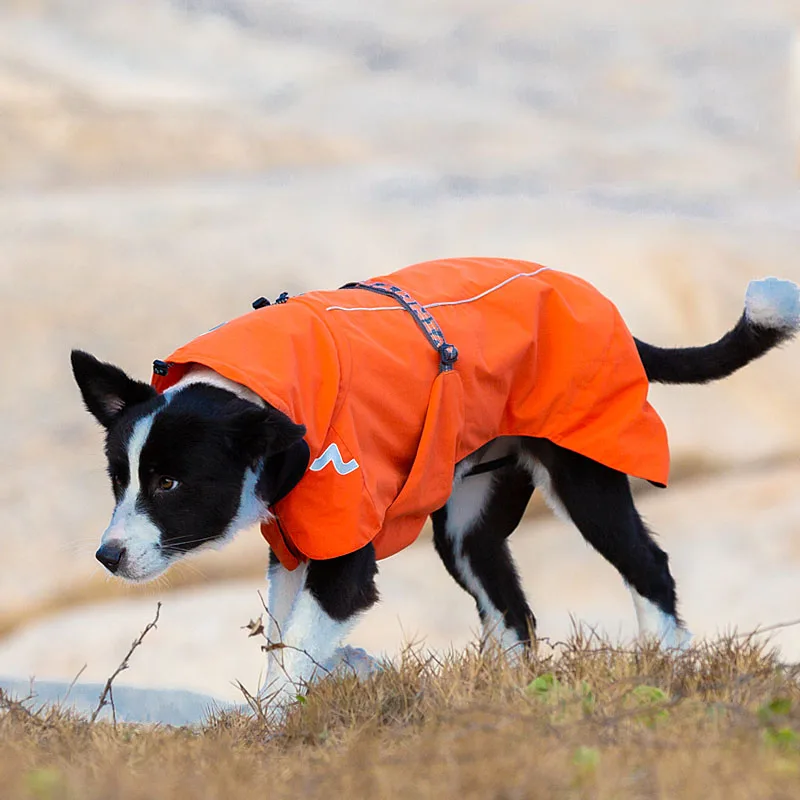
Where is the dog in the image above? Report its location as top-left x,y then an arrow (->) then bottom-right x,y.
71,258 -> 800,702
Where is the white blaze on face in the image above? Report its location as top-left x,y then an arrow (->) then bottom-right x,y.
101,411 -> 168,582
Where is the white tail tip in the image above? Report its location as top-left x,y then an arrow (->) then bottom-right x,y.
744,277 -> 800,330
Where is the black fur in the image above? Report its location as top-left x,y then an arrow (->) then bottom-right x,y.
635,314 -> 793,385
433,438 -> 680,646
433,465 -> 536,643
71,350 -> 157,429
257,438 -> 311,505
147,386 -> 304,555
305,544 -> 380,622
104,393 -> 167,501
523,439 -> 679,621
138,387 -> 264,555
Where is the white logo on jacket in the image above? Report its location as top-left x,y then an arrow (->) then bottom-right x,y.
309,443 -> 360,475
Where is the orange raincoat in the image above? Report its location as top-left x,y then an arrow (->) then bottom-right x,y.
152,258 -> 669,569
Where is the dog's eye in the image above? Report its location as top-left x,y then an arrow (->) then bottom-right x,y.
156,476 -> 179,492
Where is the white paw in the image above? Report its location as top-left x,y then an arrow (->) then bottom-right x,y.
660,624 -> 693,651
322,645 -> 381,679
630,589 -> 692,651
745,277 -> 800,330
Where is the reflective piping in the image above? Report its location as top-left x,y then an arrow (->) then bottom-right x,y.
325,267 -> 550,313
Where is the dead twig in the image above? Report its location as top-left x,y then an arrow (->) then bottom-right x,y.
735,617 -> 800,639
257,590 -> 283,643
62,663 -> 87,706
0,687 -> 43,726
249,593 -> 332,678
90,602 -> 161,725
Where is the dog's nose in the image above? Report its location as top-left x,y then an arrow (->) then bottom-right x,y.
96,541 -> 126,574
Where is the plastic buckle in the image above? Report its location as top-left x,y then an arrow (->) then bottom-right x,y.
152,360 -> 170,377
252,297 -> 270,310
438,343 -> 459,371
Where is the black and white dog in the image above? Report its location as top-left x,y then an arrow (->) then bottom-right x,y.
71,272 -> 799,702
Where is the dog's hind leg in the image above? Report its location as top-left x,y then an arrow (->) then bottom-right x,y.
520,439 -> 690,648
432,462 -> 536,653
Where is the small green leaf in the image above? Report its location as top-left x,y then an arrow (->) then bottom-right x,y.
770,698 -> 793,715
526,673 -> 560,697
763,727 -> 799,751
295,694 -> 307,705
628,685 -> 670,727
631,685 -> 668,704
759,698 -> 793,723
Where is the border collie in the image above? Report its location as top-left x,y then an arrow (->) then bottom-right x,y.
71,261 -> 799,705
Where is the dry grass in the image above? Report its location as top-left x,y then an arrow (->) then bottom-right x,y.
2,633 -> 800,799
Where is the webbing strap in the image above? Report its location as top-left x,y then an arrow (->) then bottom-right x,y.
342,281 -> 459,372
460,455 -> 518,478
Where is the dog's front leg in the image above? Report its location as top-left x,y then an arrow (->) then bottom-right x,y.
264,549 -> 307,645
263,544 -> 379,709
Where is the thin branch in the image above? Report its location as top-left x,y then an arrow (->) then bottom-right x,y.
109,685 -> 117,727
90,602 -> 161,724
735,617 -> 800,639
252,592 -> 331,679
0,688 -> 42,725
234,680 -> 269,726
257,590 -> 282,643
62,663 -> 87,706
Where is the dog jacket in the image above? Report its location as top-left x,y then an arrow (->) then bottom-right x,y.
151,258 -> 669,570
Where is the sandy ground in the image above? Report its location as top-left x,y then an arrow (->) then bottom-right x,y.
1,0 -> 799,714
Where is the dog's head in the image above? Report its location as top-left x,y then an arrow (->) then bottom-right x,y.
70,350 -> 307,582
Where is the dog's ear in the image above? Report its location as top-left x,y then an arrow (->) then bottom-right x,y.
227,404 -> 307,463
226,403 -> 309,505
71,350 -> 157,429
257,437 -> 310,506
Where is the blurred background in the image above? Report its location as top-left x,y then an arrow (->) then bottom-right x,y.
1,0 -> 799,706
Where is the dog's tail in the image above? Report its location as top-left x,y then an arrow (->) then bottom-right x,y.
635,277 -> 800,385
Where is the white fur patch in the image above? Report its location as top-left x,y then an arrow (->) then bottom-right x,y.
444,469 -> 523,652
167,366 -> 266,407
101,411 -> 167,582
447,470 -> 495,537
744,277 -> 800,330
263,589 -> 356,703
265,560 -> 308,644
629,587 -> 691,649
517,453 -> 571,523
322,646 -> 381,679
212,468 -> 270,551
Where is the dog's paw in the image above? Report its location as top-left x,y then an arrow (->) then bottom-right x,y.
322,645 -> 381,679
660,624 -> 692,651
745,277 -> 800,331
